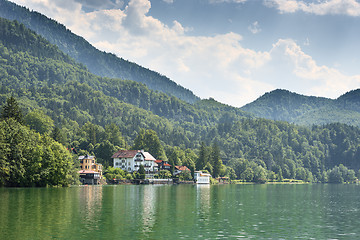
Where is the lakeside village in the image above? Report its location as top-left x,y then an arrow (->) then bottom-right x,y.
78,149 -> 217,185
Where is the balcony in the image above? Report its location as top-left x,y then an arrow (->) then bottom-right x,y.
134,157 -> 143,162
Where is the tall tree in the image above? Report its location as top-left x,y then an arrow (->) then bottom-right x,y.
24,110 -> 54,134
1,96 -> 23,123
196,142 -> 208,171
211,142 -> 222,178
104,123 -> 126,147
133,129 -> 166,160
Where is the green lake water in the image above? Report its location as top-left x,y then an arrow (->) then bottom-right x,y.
1,184 -> 360,239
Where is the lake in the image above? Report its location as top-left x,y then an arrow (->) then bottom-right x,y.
1,184 -> 360,239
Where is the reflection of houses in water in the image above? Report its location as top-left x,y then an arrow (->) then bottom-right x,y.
196,184 -> 211,209
142,186 -> 157,234
79,186 -> 103,230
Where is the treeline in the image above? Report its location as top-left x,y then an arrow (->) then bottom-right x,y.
1,17 -> 360,184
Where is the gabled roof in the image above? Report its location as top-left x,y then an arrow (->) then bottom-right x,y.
175,166 -> 190,171
142,152 -> 156,161
111,150 -> 156,161
79,155 -> 95,160
112,150 -> 139,158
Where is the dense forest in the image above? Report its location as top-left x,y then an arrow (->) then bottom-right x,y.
0,96 -> 78,187
241,89 -> 360,127
0,0 -> 199,103
1,17 -> 360,186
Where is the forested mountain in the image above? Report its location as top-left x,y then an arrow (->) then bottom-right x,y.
0,0 -> 199,103
241,89 -> 360,127
2,17 -> 360,185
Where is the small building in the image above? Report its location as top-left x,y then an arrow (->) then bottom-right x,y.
112,150 -> 156,173
154,160 -> 171,172
194,171 -> 211,184
79,155 -> 103,185
174,165 -> 190,176
79,154 -> 103,177
78,170 -> 101,185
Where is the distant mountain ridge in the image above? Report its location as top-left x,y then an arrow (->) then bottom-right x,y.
241,89 -> 360,127
0,0 -> 200,103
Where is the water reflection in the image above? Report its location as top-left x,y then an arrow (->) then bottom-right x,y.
195,184 -> 211,238
141,185 -> 157,234
78,186 -> 103,232
2,185 -> 360,239
196,184 -> 211,207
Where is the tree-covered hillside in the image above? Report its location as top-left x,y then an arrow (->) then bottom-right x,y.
0,0 -> 199,103
241,89 -> 360,127
2,17 -> 360,185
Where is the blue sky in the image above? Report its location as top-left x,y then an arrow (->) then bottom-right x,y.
10,0 -> 360,107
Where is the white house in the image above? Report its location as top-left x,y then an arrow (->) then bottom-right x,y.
111,150 -> 156,173
194,171 -> 211,184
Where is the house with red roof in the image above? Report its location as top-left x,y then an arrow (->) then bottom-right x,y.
174,165 -> 190,176
154,160 -> 172,172
112,150 -> 156,173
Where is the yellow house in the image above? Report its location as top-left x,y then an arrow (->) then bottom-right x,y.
79,155 -> 103,177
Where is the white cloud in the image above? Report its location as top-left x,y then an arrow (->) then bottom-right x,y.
264,0 -> 360,16
162,0 -> 174,3
10,0 -> 360,106
259,39 -> 360,98
248,21 -> 261,34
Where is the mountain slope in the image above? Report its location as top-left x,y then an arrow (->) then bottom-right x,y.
337,89 -> 360,113
241,89 -> 360,127
0,0 -> 199,103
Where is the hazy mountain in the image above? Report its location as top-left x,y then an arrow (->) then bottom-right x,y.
0,0 -> 199,103
241,89 -> 360,127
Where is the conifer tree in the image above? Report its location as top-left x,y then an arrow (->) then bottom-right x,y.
1,96 -> 23,123
211,142 -> 222,178
196,142 -> 207,171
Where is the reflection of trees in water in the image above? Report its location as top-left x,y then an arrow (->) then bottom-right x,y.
79,186 -> 103,232
0,188 -> 82,239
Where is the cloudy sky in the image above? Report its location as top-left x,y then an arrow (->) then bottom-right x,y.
10,0 -> 360,107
